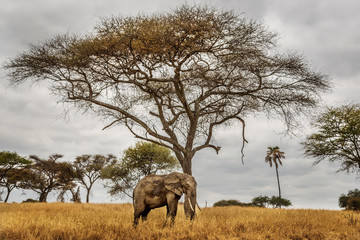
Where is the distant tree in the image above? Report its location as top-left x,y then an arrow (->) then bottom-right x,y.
21,154 -> 65,202
303,104 -> 360,173
101,141 -> 179,198
268,196 -> 292,208
346,197 -> 360,211
213,199 -> 252,207
265,146 -> 285,199
251,195 -> 270,208
339,189 -> 360,210
56,162 -> 81,203
0,151 -> 31,183
74,154 -> 117,203
0,151 -> 31,202
1,168 -> 29,203
22,198 -> 39,203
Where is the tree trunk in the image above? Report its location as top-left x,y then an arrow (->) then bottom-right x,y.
86,184 -> 93,203
181,154 -> 195,219
275,166 -> 282,207
39,191 -> 48,202
4,186 -> 12,203
86,189 -> 90,203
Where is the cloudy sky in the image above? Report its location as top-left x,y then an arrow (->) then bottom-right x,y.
1,0 -> 359,209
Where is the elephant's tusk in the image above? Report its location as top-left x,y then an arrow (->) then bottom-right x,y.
188,197 -> 195,212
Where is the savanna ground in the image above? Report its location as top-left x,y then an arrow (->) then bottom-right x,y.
1,203 -> 360,240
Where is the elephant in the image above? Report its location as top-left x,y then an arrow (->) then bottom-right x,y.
133,172 -> 197,227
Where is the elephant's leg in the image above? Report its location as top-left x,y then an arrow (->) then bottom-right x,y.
133,203 -> 146,227
162,205 -> 170,228
141,208 -> 151,222
168,200 -> 179,227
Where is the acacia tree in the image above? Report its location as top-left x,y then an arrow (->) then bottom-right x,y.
5,5 -> 329,214
0,151 -> 31,183
74,154 -> 117,203
22,154 -> 65,202
101,141 -> 179,198
56,162 -> 81,203
1,168 -> 29,203
0,151 -> 31,202
303,104 -> 360,173
265,146 -> 285,199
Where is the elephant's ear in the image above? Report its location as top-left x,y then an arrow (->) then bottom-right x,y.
164,173 -> 183,196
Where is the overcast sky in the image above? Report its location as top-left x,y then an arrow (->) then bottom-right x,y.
1,0 -> 360,209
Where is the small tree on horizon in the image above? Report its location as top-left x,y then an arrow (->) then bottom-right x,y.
265,146 -> 285,199
251,195 -> 270,208
268,196 -> 292,208
21,154 -> 64,202
74,154 -> 117,203
0,151 -> 32,202
339,189 -> 360,210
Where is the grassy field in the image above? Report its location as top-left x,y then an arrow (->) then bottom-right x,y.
1,203 -> 360,240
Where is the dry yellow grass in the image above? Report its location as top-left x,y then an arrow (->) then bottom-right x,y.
1,203 -> 360,240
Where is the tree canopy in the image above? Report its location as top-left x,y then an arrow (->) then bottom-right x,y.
21,154 -> 65,202
0,151 -> 31,182
5,5 -> 330,175
303,104 -> 360,173
0,151 -> 32,202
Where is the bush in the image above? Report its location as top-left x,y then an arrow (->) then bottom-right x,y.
213,199 -> 252,207
22,198 -> 39,203
251,195 -> 270,208
269,196 -> 292,208
339,189 -> 360,210
251,195 -> 291,208
346,197 -> 360,210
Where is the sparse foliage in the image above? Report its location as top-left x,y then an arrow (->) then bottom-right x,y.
303,104 -> 360,173
101,141 -> 179,198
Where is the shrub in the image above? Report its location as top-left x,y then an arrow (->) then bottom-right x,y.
339,189 -> 360,210
346,197 -> 360,210
213,199 -> 252,207
252,195 -> 270,208
22,198 -> 39,203
269,196 -> 292,208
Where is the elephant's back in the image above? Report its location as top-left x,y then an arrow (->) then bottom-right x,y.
134,175 -> 164,194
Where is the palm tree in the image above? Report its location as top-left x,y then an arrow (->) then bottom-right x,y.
265,146 -> 285,199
